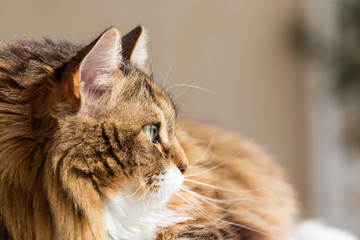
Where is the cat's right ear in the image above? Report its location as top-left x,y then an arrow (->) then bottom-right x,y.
59,28 -> 121,108
121,26 -> 149,71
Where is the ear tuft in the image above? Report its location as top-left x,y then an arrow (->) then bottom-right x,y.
121,26 -> 149,70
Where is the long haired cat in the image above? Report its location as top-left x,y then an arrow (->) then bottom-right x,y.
0,26 -> 296,240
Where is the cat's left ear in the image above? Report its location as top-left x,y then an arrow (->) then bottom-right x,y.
59,28 -> 121,108
121,26 -> 149,71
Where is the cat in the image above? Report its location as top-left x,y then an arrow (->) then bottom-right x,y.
0,26 -> 297,240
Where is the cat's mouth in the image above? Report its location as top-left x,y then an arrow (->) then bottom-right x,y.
155,166 -> 184,204
102,165 -> 184,206
136,166 -> 184,206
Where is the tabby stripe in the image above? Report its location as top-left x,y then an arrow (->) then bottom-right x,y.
0,110 -> 23,116
113,126 -> 136,167
0,67 -> 10,74
101,125 -> 128,177
0,96 -> 11,104
112,126 -> 122,150
144,78 -> 156,101
90,175 -> 101,195
4,78 -> 25,90
56,143 -> 83,174
93,148 -> 115,177
56,147 -> 72,175
58,147 -> 101,195
74,166 -> 101,195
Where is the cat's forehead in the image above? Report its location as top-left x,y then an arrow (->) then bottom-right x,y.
112,64 -> 177,126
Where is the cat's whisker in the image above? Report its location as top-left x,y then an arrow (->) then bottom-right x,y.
137,177 -> 158,202
179,187 -> 250,219
176,192 -> 246,237
187,155 -> 215,169
170,81 -> 214,101
122,180 -> 150,199
181,186 -> 287,205
175,192 -> 225,230
141,178 -> 159,220
186,149 -> 245,177
142,186 -> 155,214
121,174 -> 153,201
189,129 -> 217,168
183,178 -> 260,194
177,192 -> 271,236
170,74 -> 197,99
103,178 -> 153,210
156,187 -> 165,240
166,83 -> 213,94
162,59 -> 175,88
181,184 -> 268,196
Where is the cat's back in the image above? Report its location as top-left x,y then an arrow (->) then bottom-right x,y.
0,39 -> 82,88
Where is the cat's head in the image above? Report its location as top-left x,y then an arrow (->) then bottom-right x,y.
52,27 -> 188,205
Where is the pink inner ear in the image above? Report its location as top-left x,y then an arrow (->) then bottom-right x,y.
79,28 -> 122,93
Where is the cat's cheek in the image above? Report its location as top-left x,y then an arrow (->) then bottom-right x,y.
100,186 -> 120,200
158,166 -> 184,203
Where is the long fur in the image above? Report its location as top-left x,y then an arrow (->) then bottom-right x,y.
0,28 -> 297,240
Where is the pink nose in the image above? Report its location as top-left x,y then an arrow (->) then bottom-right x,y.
177,163 -> 188,174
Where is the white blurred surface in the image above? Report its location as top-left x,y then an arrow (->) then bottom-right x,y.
289,221 -> 358,240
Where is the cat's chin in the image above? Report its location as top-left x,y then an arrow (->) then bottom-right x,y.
102,166 -> 188,240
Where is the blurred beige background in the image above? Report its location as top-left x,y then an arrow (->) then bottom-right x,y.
3,0 -> 356,235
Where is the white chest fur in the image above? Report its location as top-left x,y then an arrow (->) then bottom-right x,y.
103,167 -> 189,240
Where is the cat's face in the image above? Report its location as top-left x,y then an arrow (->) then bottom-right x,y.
52,27 -> 188,207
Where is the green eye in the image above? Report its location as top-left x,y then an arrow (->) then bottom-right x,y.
143,125 -> 158,142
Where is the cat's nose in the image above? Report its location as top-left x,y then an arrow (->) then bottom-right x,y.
169,138 -> 189,175
177,163 -> 188,175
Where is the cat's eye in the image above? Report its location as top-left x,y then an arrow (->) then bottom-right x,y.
143,125 -> 158,142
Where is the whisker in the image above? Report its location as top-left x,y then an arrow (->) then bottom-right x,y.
186,150 -> 245,177
104,178 -> 152,210
188,155 -> 215,169
162,59 -> 175,88
136,152 -> 150,181
181,186 -> 285,205
177,192 -> 271,236
175,192 -> 225,230
189,129 -> 217,168
170,76 -> 197,99
137,178 -> 158,202
183,179 -> 256,193
122,180 -> 150,199
156,187 -> 165,240
167,83 -> 213,94
141,179 -> 158,218
179,187 -> 249,218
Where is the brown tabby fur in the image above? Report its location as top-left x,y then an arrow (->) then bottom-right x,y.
0,27 -> 296,240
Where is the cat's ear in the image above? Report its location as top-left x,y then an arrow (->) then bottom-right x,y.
78,27 -> 121,93
60,27 -> 121,108
121,26 -> 149,70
